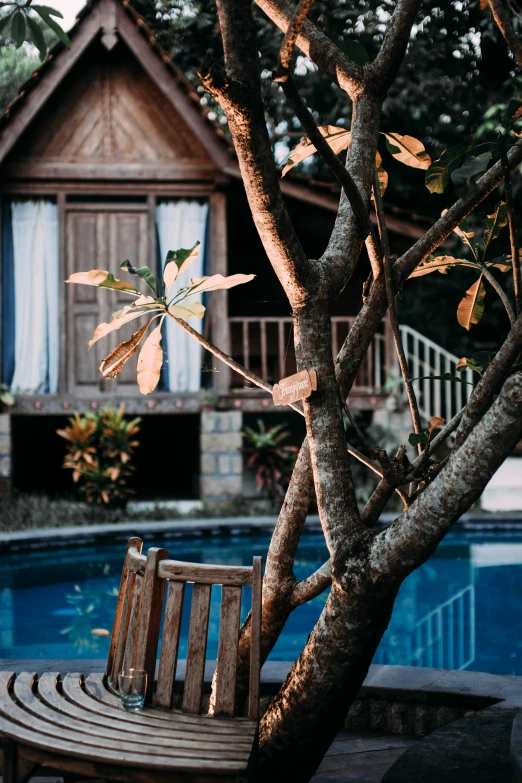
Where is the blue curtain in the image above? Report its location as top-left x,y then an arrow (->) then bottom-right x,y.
1,200 -> 15,387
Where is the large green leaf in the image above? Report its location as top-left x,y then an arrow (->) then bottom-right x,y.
450,151 -> 492,199
26,15 -> 47,60
31,5 -> 64,19
281,126 -> 351,176
483,201 -> 508,253
425,147 -> 467,194
381,132 -> 431,170
457,275 -> 486,330
11,10 -> 26,48
32,6 -> 70,48
121,260 -> 157,295
163,242 -> 201,293
0,11 -> 14,37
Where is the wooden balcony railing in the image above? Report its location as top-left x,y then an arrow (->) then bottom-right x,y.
229,316 -> 392,393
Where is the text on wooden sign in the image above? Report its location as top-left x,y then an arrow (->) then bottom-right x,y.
273,369 -> 318,406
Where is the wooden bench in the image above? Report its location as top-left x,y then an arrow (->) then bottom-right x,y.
0,537 -> 263,783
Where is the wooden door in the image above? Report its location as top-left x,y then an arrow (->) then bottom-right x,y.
66,209 -> 150,397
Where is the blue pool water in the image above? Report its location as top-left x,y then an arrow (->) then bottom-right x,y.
1,529 -> 522,674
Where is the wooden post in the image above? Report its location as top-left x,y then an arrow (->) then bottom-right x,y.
210,191 -> 231,395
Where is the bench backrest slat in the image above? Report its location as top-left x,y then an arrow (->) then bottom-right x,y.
122,573 -> 143,672
107,539 -> 262,719
213,585 -> 242,716
154,580 -> 185,709
108,537 -> 143,687
182,583 -> 212,714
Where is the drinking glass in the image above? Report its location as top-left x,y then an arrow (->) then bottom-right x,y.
118,668 -> 147,711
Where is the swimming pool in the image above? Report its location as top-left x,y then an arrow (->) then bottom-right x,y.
1,529 -> 522,674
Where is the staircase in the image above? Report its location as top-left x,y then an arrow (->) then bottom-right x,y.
399,325 -> 474,426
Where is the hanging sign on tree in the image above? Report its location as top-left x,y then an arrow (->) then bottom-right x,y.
273,370 -> 318,406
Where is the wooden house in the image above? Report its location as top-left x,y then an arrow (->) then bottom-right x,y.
0,0 -> 426,501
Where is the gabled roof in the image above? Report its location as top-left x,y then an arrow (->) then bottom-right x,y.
0,0 -> 428,239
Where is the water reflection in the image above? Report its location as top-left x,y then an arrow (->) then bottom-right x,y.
1,534 -> 522,674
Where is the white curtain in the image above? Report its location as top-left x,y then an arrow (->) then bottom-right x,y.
11,201 -> 60,394
156,200 -> 209,393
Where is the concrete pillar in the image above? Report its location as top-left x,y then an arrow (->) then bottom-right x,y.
200,410 -> 243,501
0,413 -> 11,496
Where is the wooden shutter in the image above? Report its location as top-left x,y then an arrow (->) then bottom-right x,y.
66,208 -> 150,396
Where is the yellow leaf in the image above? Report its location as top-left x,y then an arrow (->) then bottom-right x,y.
169,300 -> 206,321
91,628 -> 111,637
457,276 -> 486,330
137,324 -> 163,395
409,256 -> 477,278
282,126 -> 351,176
189,273 -> 255,294
456,357 -> 467,370
66,269 -> 139,295
429,416 -> 445,432
89,308 -> 162,348
99,321 -> 151,379
375,151 -> 388,196
382,132 -> 432,170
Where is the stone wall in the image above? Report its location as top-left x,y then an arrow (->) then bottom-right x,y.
200,410 -> 243,501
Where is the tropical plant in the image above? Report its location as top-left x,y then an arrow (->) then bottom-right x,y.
242,419 -> 297,499
0,1 -> 69,59
65,243 -> 254,395
57,407 -> 141,505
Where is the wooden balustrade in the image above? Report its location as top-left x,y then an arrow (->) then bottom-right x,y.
228,316 -> 392,394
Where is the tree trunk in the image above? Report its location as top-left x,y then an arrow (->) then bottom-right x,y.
258,571 -> 399,781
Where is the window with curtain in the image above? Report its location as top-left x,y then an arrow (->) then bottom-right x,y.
1,200 -> 60,395
156,199 -> 209,393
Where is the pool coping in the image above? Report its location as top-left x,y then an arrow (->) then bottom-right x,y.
2,512 -> 522,552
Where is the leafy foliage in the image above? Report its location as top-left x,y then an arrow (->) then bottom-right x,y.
0,1 -> 69,59
408,416 -> 445,448
408,202 -> 512,331
57,408 -> 141,505
242,419 -> 298,500
0,383 -> 14,411
66,242 -> 255,395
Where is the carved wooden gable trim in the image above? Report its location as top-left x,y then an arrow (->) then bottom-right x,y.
7,43 -> 213,170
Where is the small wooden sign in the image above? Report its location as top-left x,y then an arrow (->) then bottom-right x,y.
273,369 -> 318,406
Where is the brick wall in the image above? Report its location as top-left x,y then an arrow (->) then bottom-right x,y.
200,411 -> 243,501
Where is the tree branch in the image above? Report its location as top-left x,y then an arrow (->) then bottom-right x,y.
200,0 -> 310,307
500,139 -> 522,316
476,259 -> 516,326
367,0 -> 421,94
454,311 -> 522,448
373,169 -> 423,440
281,77 -> 381,282
291,560 -> 332,606
275,0 -> 316,81
254,0 -> 363,98
488,0 -> 522,71
372,373 -> 522,577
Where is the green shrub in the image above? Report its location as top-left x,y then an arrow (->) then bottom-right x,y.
57,407 -> 141,505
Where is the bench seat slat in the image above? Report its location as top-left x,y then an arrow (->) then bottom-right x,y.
0,674 -> 251,773
13,674 -> 252,756
38,674 -> 253,746
69,675 -> 256,736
